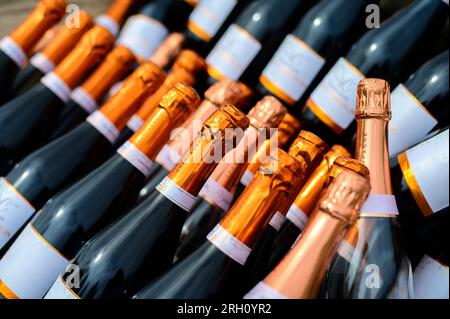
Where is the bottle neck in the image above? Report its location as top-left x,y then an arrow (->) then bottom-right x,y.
264,207 -> 349,298
105,0 -> 136,26
355,118 -> 392,195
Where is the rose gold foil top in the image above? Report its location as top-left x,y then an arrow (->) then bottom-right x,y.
327,157 -> 370,185
81,45 -> 136,101
168,105 -> 249,196
262,170 -> 370,299
53,26 -> 115,88
172,49 -> 206,76
129,83 -> 200,158
291,145 -> 351,217
277,113 -> 301,147
150,33 -> 186,69
41,10 -> 93,64
205,79 -> 253,110
355,78 -> 391,120
136,68 -> 195,121
104,0 -> 136,26
10,0 -> 66,54
247,96 -> 287,129
221,149 -> 304,247
99,62 -> 165,129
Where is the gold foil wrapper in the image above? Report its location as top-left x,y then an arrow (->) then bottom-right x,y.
172,49 -> 206,76
10,0 -> 67,54
277,113 -> 301,146
105,0 -> 136,26
150,33 -> 186,69
247,96 -> 287,129
54,26 -> 115,88
205,79 -> 253,110
355,78 -> 391,120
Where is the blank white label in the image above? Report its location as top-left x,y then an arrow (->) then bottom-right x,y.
155,144 -> 181,171
117,141 -> 153,177
199,178 -> 233,212
30,53 -> 55,74
0,36 -> 27,68
156,177 -> 197,212
45,275 -> 79,299
0,224 -> 69,299
0,178 -> 35,249
41,72 -> 72,103
359,194 -> 399,217
71,87 -> 98,114
95,15 -> 120,36
389,84 -> 438,155
207,224 -> 251,266
86,110 -> 120,144
206,24 -> 262,80
127,114 -> 145,133
286,204 -> 308,231
413,255 -> 449,299
268,211 -> 286,231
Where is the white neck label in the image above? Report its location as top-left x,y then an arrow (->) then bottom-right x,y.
199,178 -> 233,212
156,144 -> 181,172
86,110 -> 120,144
244,281 -> 288,299
71,87 -> 98,114
286,204 -> 309,231
240,169 -> 254,187
95,15 -> 120,36
41,72 -> 72,103
127,114 -> 145,133
0,37 -> 27,68
359,194 -> 399,218
30,52 -> 55,74
268,211 -> 286,231
207,224 -> 251,266
156,177 -> 196,212
117,141 -> 153,177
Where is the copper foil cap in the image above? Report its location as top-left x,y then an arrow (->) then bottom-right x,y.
54,26 -> 115,88
172,49 -> 206,76
319,170 -> 371,225
204,104 -> 250,134
159,82 -> 201,118
150,33 -> 186,69
205,79 -> 253,110
355,78 -> 391,120
277,113 -> 301,146
329,157 -> 370,181
41,10 -> 93,64
105,0 -> 136,26
247,96 -> 287,129
10,0 -> 67,54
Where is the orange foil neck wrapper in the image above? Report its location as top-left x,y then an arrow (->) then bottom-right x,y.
10,0 -> 67,54
291,145 -> 351,217
168,105 -> 249,196
221,149 -> 304,247
277,113 -> 301,147
130,83 -> 200,158
172,49 -> 207,76
81,45 -> 136,101
104,0 -> 136,26
99,62 -> 166,130
262,170 -> 370,299
41,10 -> 93,64
136,68 -> 196,121
150,33 -> 186,69
53,26 -> 115,89
355,78 -> 391,120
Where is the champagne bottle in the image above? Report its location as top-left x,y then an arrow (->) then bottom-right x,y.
233,113 -> 302,202
205,0 -> 310,87
174,96 -> 287,261
0,26 -> 115,175
413,249 -> 449,299
0,83 -> 200,300
300,0 -> 449,145
117,50 -> 205,144
138,79 -> 253,202
150,33 -> 186,71
323,79 -> 412,299
132,146 -> 309,299
44,105 -> 249,299
257,0 -> 372,107
184,0 -> 250,55
244,170 -> 370,299
0,0 -> 66,102
95,0 -> 138,37
0,63 -> 165,252
388,50 -> 449,155
10,11 -> 93,97
243,131 -> 328,287
49,46 -> 137,140
268,147 -> 361,272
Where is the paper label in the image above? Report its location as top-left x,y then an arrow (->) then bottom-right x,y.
41,72 -> 72,103
206,24 -> 262,80
207,224 -> 251,266
86,110 -> 120,144
268,211 -> 286,231
389,84 -> 438,155
0,178 -> 35,249
44,275 -> 79,299
127,114 -> 145,133
117,141 -> 153,177
359,194 -> 399,218
155,144 -> 181,171
0,36 -> 27,68
188,0 -> 238,41
95,14 -> 120,36
307,57 -> 365,133
286,204 -> 308,231
0,224 -> 69,299
117,15 -> 168,61
244,281 -> 288,299
199,178 -> 233,212
156,177 -> 196,212
260,35 -> 325,105
30,52 -> 55,74
413,255 -> 449,299
399,130 -> 449,216
240,170 -> 254,187
71,87 -> 98,114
